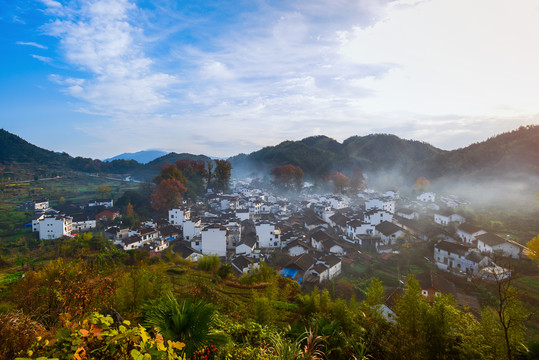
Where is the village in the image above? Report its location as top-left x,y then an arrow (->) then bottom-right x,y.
22,176 -> 529,321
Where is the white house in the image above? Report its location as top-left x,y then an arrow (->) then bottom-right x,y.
255,222 -> 281,248
88,199 -> 113,208
434,211 -> 466,226
364,209 -> 393,226
32,213 -> 46,232
375,221 -> 406,245
396,208 -> 419,220
121,235 -> 144,250
168,208 -> 190,226
200,224 -> 228,257
347,220 -> 375,240
365,198 -> 395,214
183,218 -> 202,241
38,215 -> 72,240
71,215 -> 97,232
235,233 -> 257,255
476,233 -> 521,259
34,198 -> 50,212
434,240 -> 477,274
285,240 -> 310,257
457,223 -> 486,245
322,254 -> 342,280
417,192 -> 436,202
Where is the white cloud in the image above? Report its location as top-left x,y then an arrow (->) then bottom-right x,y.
17,41 -> 48,49
31,54 -> 53,63
42,0 -> 177,115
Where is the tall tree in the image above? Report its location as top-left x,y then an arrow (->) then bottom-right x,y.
271,164 -> 304,192
151,179 -> 187,212
213,160 -> 232,192
481,266 -> 529,360
350,167 -> 367,192
153,164 -> 187,185
175,159 -> 208,198
330,172 -> 350,194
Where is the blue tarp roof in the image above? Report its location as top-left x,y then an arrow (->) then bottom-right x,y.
280,268 -> 299,279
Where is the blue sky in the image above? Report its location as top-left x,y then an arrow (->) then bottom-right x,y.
1,0 -> 538,159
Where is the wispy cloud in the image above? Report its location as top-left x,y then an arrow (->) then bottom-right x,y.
31,54 -> 53,63
17,41 -> 47,49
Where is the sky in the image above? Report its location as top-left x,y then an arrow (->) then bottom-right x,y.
1,0 -> 538,159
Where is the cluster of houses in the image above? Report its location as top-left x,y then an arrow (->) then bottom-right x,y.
28,198 -> 119,240
23,181 -> 527,289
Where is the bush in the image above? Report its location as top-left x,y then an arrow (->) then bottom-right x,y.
197,255 -> 220,272
0,311 -> 46,360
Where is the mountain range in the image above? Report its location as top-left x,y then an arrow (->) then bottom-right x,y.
1,126 -> 538,186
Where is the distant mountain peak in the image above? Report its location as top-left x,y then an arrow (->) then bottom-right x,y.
104,150 -> 169,164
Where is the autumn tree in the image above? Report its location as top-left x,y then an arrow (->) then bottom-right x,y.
350,167 -> 367,192
153,164 -> 187,185
96,184 -> 111,199
151,178 -> 187,212
330,172 -> 350,194
271,164 -> 304,192
414,177 -> 430,192
526,234 -> 539,263
213,159 -> 232,192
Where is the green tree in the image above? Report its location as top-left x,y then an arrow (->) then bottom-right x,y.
213,160 -> 232,192
481,271 -> 529,360
392,274 -> 428,359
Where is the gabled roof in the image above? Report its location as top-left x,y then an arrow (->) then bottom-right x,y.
123,235 -> 142,246
285,253 -> 316,272
476,232 -> 507,247
435,240 -> 469,256
375,221 -> 403,236
415,271 -> 457,296
232,255 -> 253,270
285,239 -> 309,250
458,223 -> 484,235
311,229 -> 331,242
329,213 -> 350,227
322,254 -> 341,267
311,263 -> 328,275
348,219 -> 368,227
172,243 -> 201,258
238,233 -> 257,248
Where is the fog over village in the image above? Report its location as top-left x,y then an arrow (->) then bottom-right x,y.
1,0 -> 538,359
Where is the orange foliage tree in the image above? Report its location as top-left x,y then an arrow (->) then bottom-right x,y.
414,177 -> 430,192
151,179 -> 187,212
330,172 -> 350,194
271,165 -> 304,192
